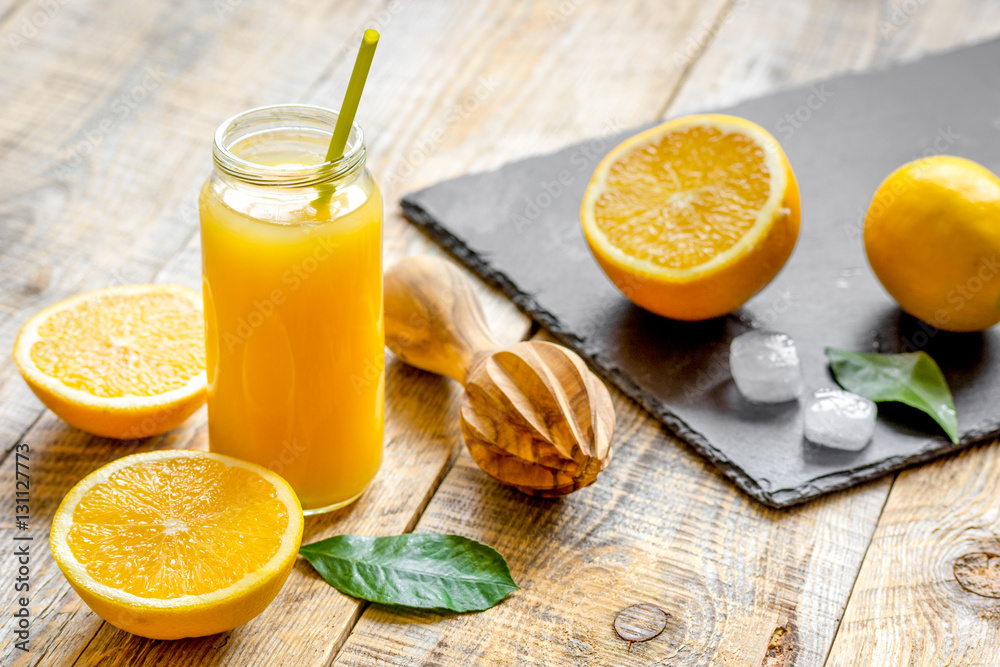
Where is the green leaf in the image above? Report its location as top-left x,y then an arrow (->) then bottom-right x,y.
825,348 -> 959,444
298,534 -> 519,612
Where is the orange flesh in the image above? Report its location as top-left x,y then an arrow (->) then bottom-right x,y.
594,126 -> 771,269
30,292 -> 204,398
67,457 -> 289,599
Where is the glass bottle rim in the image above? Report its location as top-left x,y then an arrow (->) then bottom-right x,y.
212,104 -> 366,187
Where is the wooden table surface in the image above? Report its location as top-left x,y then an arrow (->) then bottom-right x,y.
3,1 -> 1000,665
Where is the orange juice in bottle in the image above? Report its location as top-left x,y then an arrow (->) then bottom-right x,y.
199,105 -> 383,513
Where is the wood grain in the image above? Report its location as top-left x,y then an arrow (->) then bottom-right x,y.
667,0 -> 1000,118
0,0 -> 720,662
335,386 -> 891,666
386,256 -> 614,496
386,255 -> 502,384
826,443 -> 1000,665
3,0 -> 1000,665
0,0 -> 529,664
461,340 -> 614,497
337,2 -> 1000,666
0,0 -> 352,449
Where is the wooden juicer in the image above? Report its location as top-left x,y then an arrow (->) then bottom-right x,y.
384,255 -> 615,496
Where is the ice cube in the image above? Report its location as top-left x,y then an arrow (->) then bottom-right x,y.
729,330 -> 803,403
804,388 -> 877,451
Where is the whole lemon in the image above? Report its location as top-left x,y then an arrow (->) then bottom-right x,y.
864,155 -> 1000,332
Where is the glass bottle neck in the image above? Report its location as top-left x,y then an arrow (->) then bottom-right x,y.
212,104 -> 366,188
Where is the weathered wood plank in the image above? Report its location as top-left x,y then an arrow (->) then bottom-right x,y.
687,3 -> 1000,665
816,8 -> 1000,659
0,0 -> 684,663
6,0 -> 738,660
335,383 -> 892,666
2,416 -> 210,667
0,0 -> 381,452
668,0 -> 1000,117
4,0 -> 1000,665
336,1 -> 1000,665
0,0 -> 527,665
826,444 -> 1000,665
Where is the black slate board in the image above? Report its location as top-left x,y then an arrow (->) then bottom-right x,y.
401,39 -> 1000,507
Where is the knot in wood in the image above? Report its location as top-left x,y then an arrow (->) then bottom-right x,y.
954,552 -> 1000,598
614,604 -> 668,646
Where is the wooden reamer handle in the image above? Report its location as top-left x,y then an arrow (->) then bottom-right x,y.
384,255 -> 502,384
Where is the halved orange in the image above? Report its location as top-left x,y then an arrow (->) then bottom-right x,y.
13,284 -> 206,439
581,114 -> 801,321
50,450 -> 304,639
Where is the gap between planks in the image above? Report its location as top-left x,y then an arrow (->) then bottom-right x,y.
322,420 -> 465,666
0,410 -> 44,470
0,0 -> 30,32
47,11 -> 394,665
817,8 -> 1000,661
321,266 -> 548,665
45,2 -> 539,662
14,0 -> 930,662
821,475 -> 895,667
653,0 -> 742,120
61,228 -> 207,667
323,0 -> 774,661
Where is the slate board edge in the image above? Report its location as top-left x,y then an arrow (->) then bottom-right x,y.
400,198 -> 781,504
400,194 -> 1000,508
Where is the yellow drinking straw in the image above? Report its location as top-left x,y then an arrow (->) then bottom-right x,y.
313,29 -> 379,211
326,28 -> 380,162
